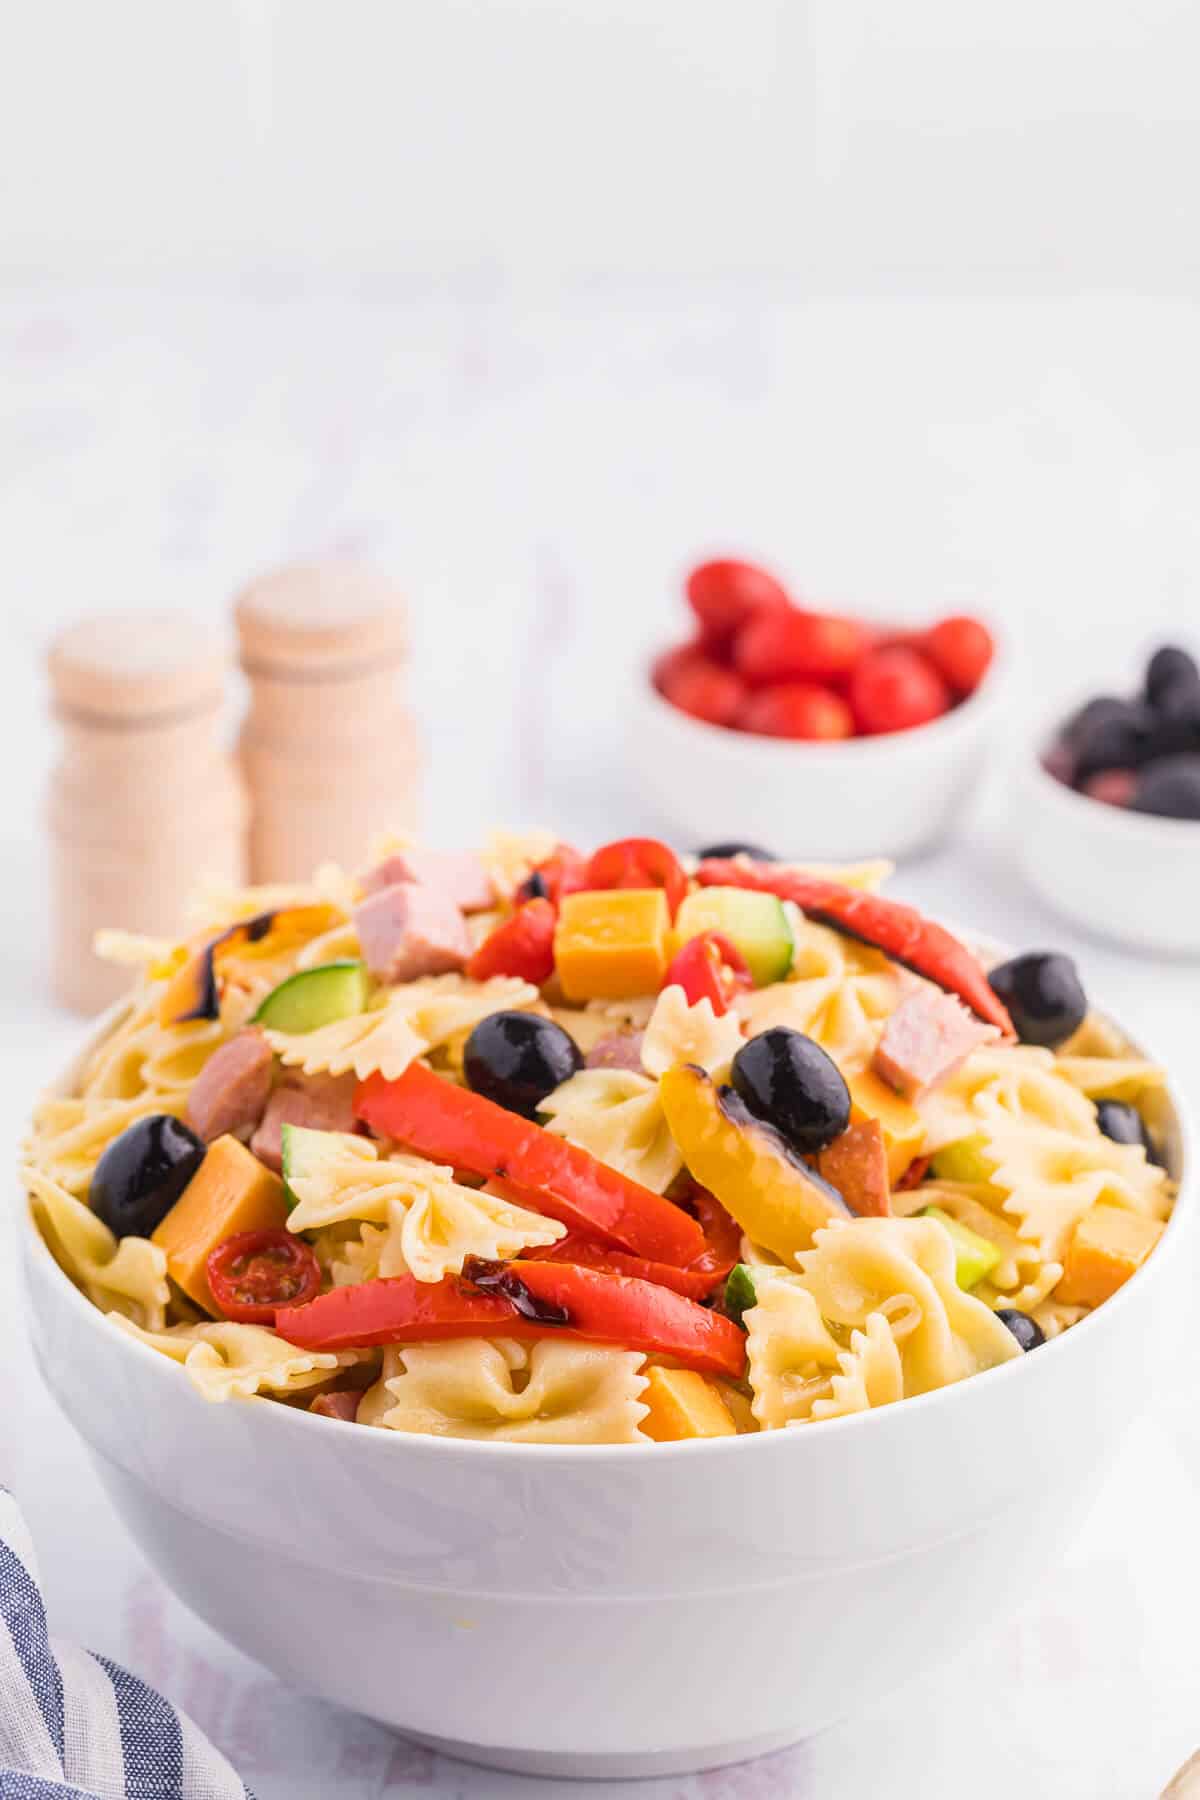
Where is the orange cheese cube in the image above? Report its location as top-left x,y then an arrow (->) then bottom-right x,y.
846,1067 -> 926,1184
639,1366 -> 737,1441
1055,1204 -> 1165,1307
554,888 -> 670,1001
152,1133 -> 289,1313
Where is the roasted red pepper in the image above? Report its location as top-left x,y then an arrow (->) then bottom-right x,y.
466,898 -> 557,984
585,837 -> 688,919
662,931 -> 752,1016
520,1184 -> 741,1302
695,859 -> 1015,1038
355,1063 -> 707,1266
276,1259 -> 747,1379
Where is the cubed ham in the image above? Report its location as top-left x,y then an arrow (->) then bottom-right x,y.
872,988 -> 1000,1101
184,1029 -> 275,1143
353,881 -> 470,984
309,1389 -> 362,1422
586,1030 -> 646,1073
250,1070 -> 358,1172
360,849 -> 495,913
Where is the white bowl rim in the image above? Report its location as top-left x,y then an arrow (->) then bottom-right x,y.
640,628 -> 1008,764
21,977 -> 1194,1465
1026,729 -> 1200,845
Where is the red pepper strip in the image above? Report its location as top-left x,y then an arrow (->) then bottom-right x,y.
502,1177 -> 738,1300
661,932 -> 752,1016
276,1261 -> 747,1379
695,860 -> 1015,1039
355,1063 -> 707,1266
466,898 -> 557,984
585,837 -> 689,919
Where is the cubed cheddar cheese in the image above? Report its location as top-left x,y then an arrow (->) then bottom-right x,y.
845,1067 -> 926,1184
152,1133 -> 289,1313
639,1366 -> 737,1441
1055,1203 -> 1165,1307
554,888 -> 670,1001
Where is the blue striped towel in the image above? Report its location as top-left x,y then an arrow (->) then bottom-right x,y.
0,1489 -> 253,1800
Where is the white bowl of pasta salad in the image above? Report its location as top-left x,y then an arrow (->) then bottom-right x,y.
20,832 -> 1193,1778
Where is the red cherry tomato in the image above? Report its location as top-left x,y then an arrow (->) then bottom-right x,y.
466,898 -> 557,983
207,1229 -> 322,1325
734,610 -> 869,687
923,615 -> 994,696
738,682 -> 854,740
685,559 -> 791,645
662,931 -> 753,1015
849,647 -> 951,735
659,655 -> 746,727
652,642 -> 707,692
585,837 -> 688,918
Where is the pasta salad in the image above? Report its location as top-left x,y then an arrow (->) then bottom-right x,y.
23,833 -> 1176,1444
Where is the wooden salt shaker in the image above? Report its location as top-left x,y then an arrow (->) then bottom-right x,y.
235,560 -> 420,883
46,613 -> 248,1014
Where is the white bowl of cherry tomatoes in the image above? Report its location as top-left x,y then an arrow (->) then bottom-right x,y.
632,557 -> 1005,861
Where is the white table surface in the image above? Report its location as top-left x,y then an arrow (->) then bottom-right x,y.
1,283 -> 1198,1799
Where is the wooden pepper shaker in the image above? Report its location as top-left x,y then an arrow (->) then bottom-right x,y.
46,612 -> 248,1014
234,560 -> 420,883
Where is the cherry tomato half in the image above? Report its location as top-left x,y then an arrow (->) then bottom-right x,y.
848,647 -> 951,736
662,932 -> 752,1015
466,897 -> 557,983
207,1228 -> 322,1325
585,837 -> 688,918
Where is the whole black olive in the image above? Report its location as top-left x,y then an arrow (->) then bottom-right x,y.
1131,754 -> 1200,821
90,1114 -> 207,1239
464,1011 -> 583,1117
1062,695 -> 1128,748
1071,700 -> 1156,783
730,1028 -> 851,1153
697,841 -> 776,862
995,1308 -> 1045,1352
1145,676 -> 1200,759
1145,644 -> 1199,708
1095,1098 -> 1160,1165
987,952 -> 1087,1048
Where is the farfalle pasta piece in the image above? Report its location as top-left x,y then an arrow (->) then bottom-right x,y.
24,1093 -> 187,1199
263,973 -> 537,1082
481,828 -> 560,900
365,1338 -> 649,1443
981,1116 -> 1170,1264
112,1317 -> 356,1401
1030,1297 -> 1089,1339
539,1069 -> 682,1194
808,1311 -> 906,1422
80,994 -> 229,1104
917,1045 -> 1092,1152
891,1179 -> 1058,1304
1053,1056 -> 1168,1104
795,1218 -> 1021,1395
640,987 -> 744,1079
285,1132 -> 563,1278
24,1166 -> 169,1330
744,1275 -> 844,1429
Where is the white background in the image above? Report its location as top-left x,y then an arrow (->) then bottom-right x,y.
1,6 -> 1199,1798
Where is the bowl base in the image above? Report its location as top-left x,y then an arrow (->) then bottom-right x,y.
397,1723 -> 805,1781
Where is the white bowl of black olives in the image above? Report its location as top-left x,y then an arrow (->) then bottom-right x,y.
1019,644 -> 1200,955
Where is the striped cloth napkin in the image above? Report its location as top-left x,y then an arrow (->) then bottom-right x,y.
0,1489 -> 252,1800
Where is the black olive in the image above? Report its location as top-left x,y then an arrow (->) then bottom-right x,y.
515,869 -> 550,903
1145,644 -> 1199,708
697,841 -> 776,862
1145,677 -> 1200,759
987,952 -> 1087,1048
1071,700 -> 1156,783
1131,754 -> 1200,821
90,1114 -> 207,1239
1062,694 -> 1128,748
730,1028 -> 851,1153
464,1011 -> 583,1117
1095,1098 -> 1160,1165
995,1308 -> 1045,1352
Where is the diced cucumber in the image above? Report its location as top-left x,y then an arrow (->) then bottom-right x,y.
921,1206 -> 1001,1291
280,1122 -> 363,1210
723,1262 -> 758,1326
674,888 -> 793,988
929,1133 -> 992,1185
252,960 -> 369,1034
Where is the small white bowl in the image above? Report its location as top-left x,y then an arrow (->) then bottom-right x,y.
630,648 -> 1006,861
1018,743 -> 1200,956
19,997 -> 1195,1780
